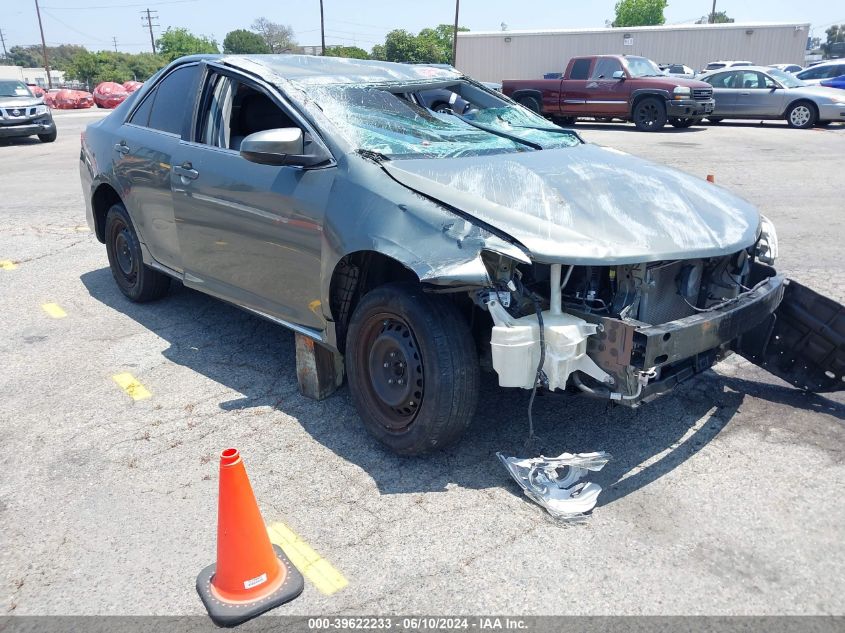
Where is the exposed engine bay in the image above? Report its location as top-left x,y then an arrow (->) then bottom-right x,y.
474,247 -> 786,405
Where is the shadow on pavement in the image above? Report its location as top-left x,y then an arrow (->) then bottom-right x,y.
81,266 -> 841,506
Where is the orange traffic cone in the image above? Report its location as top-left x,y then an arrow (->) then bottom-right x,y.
196,448 -> 303,627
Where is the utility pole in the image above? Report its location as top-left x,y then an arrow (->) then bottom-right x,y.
319,0 -> 325,55
709,0 -> 717,24
34,0 -> 52,88
0,29 -> 8,60
112,36 -> 118,52
451,0 -> 460,66
141,8 -> 159,54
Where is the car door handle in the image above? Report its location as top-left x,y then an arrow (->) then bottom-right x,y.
173,163 -> 199,180
114,142 -> 129,155
739,92 -> 750,96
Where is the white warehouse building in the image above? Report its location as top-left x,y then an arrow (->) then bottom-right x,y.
455,22 -> 810,82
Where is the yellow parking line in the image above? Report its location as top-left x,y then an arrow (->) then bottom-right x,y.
112,373 -> 151,401
42,303 -> 67,319
0,260 -> 18,270
267,522 -> 348,595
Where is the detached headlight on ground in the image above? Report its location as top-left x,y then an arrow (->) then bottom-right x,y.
757,215 -> 779,264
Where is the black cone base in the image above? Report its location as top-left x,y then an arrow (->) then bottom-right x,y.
196,544 -> 304,627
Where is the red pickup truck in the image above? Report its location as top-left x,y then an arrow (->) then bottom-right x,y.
502,55 -> 716,131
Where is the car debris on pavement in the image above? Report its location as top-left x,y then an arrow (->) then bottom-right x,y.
497,451 -> 611,521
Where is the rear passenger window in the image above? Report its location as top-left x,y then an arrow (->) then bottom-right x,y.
570,59 -> 592,80
129,89 -> 155,127
145,65 -> 199,135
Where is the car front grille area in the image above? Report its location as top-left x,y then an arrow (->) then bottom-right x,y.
0,106 -> 38,119
693,88 -> 713,101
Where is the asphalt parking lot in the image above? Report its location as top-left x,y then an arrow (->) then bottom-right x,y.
1,110 -> 843,617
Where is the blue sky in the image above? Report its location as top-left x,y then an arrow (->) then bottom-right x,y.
3,0 -> 843,54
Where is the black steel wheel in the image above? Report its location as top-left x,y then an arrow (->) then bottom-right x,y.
346,283 -> 479,455
104,203 -> 170,302
517,96 -> 541,113
633,97 -> 667,131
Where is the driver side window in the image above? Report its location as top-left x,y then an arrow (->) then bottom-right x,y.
590,58 -> 623,80
198,73 -> 299,151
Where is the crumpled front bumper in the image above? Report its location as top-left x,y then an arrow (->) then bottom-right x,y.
575,267 -> 786,403
0,117 -> 56,138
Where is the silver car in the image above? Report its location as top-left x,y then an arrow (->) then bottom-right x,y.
699,66 -> 845,128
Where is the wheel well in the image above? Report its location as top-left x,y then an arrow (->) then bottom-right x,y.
329,251 -> 419,352
631,92 -> 664,113
91,183 -> 122,243
784,99 -> 818,118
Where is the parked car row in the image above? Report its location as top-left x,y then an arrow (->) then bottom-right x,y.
497,55 -> 845,131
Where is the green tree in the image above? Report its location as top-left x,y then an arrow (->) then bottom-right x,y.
696,11 -> 734,24
8,44 -> 86,70
822,24 -> 845,58
325,45 -> 370,59
251,17 -> 297,53
65,50 -> 166,86
372,24 -> 468,64
223,29 -> 270,54
156,27 -> 218,62
612,0 -> 667,27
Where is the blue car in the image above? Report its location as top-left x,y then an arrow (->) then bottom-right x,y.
821,75 -> 845,90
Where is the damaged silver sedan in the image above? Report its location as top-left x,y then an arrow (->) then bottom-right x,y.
80,55 -> 845,455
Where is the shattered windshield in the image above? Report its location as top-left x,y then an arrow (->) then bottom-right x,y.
290,81 -> 579,159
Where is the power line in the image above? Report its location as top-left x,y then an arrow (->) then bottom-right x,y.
41,0 -> 198,10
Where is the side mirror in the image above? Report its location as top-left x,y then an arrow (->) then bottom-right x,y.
612,70 -> 626,80
240,128 -> 328,167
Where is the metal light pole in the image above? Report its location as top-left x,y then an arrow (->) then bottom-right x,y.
34,0 -> 52,89
319,0 -> 326,55
452,0 -> 460,65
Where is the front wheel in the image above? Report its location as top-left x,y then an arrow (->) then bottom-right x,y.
346,283 -> 479,455
633,97 -> 667,131
786,101 -> 817,129
38,130 -> 57,142
104,203 -> 171,302
669,117 -> 697,128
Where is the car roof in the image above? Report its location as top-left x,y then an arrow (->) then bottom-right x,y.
802,59 -> 845,67
203,53 -> 463,85
701,65 -> 777,76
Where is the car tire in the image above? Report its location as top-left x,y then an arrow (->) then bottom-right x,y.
785,101 -> 817,129
815,120 -> 831,127
432,102 -> 451,114
345,283 -> 479,455
554,116 -> 576,126
633,97 -> 667,131
38,130 -> 57,143
706,117 -> 723,124
669,117 -> 697,128
104,203 -> 171,302
516,96 -> 541,114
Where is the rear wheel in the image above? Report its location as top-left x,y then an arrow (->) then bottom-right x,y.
38,130 -> 57,142
669,117 -> 697,128
554,116 -> 576,126
633,97 -> 667,131
516,96 -> 541,113
786,101 -> 817,129
346,283 -> 479,455
104,203 -> 171,302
